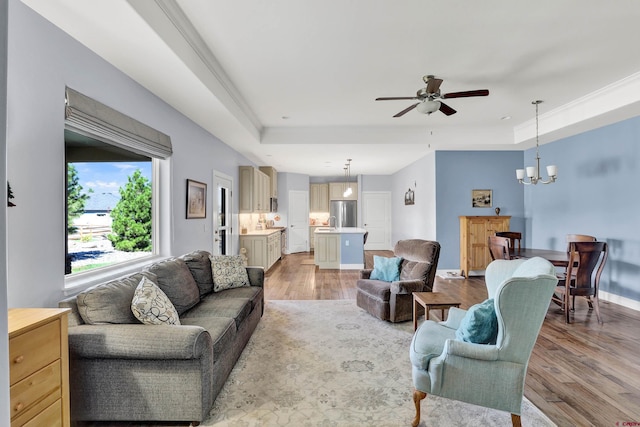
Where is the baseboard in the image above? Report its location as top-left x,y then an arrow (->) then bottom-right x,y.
599,290 -> 640,312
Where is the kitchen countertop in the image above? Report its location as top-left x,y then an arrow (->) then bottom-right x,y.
313,227 -> 367,234
241,228 -> 285,236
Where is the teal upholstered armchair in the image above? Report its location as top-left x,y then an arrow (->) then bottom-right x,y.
409,257 -> 558,427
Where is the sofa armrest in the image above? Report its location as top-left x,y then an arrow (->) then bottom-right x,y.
443,339 -> 499,361
247,266 -> 264,287
67,324 -> 212,360
360,269 -> 373,279
390,279 -> 424,294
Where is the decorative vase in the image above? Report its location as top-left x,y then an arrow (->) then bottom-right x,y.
495,207 -> 501,215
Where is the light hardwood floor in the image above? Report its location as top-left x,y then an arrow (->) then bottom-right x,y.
77,251 -> 640,426
266,252 -> 640,427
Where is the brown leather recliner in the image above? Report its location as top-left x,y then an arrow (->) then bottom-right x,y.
356,239 -> 441,322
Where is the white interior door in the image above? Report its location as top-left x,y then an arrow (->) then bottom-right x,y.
362,191 -> 392,250
288,190 -> 309,253
213,171 -> 233,255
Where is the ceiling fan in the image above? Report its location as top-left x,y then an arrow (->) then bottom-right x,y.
375,75 -> 489,117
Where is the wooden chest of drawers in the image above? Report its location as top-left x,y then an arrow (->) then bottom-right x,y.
8,308 -> 70,427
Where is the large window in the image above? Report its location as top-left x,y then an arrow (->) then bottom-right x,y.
66,131 -> 154,274
64,87 -> 172,279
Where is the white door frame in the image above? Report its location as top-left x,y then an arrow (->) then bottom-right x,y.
213,170 -> 234,255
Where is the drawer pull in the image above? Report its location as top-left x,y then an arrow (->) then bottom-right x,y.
14,402 -> 24,412
14,355 -> 24,364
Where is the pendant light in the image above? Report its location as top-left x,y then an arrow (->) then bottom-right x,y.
516,100 -> 557,185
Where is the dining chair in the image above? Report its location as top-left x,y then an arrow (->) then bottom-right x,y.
488,236 -> 511,261
552,241 -> 608,324
495,231 -> 522,252
557,234 -> 597,285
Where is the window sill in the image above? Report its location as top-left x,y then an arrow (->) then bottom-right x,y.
63,254 -> 168,296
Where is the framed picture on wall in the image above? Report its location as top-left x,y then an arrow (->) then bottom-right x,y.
472,189 -> 492,208
186,179 -> 207,219
404,188 -> 415,205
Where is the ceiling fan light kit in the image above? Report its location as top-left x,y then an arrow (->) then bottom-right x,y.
516,100 -> 558,185
416,100 -> 441,114
375,74 -> 489,117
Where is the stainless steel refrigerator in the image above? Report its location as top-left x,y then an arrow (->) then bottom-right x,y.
330,200 -> 357,228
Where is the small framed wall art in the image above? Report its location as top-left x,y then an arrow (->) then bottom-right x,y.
472,189 -> 492,208
404,188 -> 415,205
186,179 -> 207,219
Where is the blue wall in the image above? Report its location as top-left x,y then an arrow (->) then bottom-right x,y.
526,117 -> 640,301
435,151 -> 525,270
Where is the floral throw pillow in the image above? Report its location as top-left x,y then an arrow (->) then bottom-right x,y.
131,276 -> 181,325
209,255 -> 250,292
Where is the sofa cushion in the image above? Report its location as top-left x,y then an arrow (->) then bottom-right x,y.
209,255 -> 249,292
400,260 -> 431,281
182,295 -> 252,330
211,286 -> 263,312
455,298 -> 498,345
76,272 -> 155,325
131,276 -> 181,325
180,250 -> 214,297
145,258 -> 200,315
370,256 -> 402,282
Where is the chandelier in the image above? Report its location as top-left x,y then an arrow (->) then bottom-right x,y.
343,159 -> 353,197
516,100 -> 557,185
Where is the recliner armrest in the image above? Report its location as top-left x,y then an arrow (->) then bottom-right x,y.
443,339 -> 499,361
390,279 -> 424,294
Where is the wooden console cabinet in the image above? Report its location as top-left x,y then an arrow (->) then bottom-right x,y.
8,308 -> 71,427
459,216 -> 510,277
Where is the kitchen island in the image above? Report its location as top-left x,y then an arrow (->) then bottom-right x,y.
313,227 -> 367,269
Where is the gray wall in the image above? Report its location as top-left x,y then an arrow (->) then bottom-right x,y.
6,1 -> 255,308
391,151 -> 437,244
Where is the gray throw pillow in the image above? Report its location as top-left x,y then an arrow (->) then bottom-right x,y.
76,272 -> 155,325
180,250 -> 215,296
145,258 -> 200,315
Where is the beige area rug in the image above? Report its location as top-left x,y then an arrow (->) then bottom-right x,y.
202,300 -> 555,427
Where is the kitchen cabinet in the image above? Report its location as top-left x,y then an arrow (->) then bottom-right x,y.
459,216 -> 511,277
239,166 -> 270,213
258,166 -> 278,198
314,233 -> 340,269
9,308 -> 71,427
309,183 -> 329,212
329,182 -> 357,200
239,231 -> 281,271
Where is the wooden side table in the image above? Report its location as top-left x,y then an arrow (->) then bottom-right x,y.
413,292 -> 461,331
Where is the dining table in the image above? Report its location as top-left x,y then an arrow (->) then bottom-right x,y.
509,248 -> 569,267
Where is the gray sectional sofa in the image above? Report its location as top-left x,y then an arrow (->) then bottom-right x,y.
58,250 -> 264,425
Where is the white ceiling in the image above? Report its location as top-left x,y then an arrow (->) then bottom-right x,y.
20,0 -> 640,176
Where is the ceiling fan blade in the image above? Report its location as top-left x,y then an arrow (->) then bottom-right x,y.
393,103 -> 419,117
439,102 -> 457,116
442,89 -> 489,99
376,96 -> 418,101
426,78 -> 443,94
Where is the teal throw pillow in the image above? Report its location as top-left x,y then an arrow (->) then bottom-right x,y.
455,298 -> 498,344
370,256 -> 402,282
